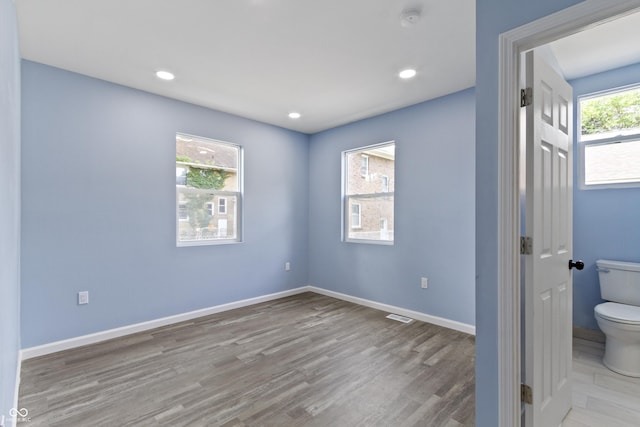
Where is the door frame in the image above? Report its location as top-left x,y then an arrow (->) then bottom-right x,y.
496,1 -> 640,425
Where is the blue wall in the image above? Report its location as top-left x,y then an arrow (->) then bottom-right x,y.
308,88 -> 476,326
475,1 -> 582,425
21,61 -> 309,348
571,62 -> 640,330
0,0 -> 21,420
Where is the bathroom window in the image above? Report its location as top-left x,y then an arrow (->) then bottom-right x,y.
176,133 -> 242,246
579,85 -> 640,189
343,141 -> 395,244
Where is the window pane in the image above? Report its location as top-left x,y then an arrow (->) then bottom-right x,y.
351,203 -> 361,228
345,145 -> 395,196
580,87 -> 640,140
346,195 -> 394,241
176,133 -> 241,245
177,189 -> 238,242
360,155 -> 369,176
343,142 -> 395,243
176,134 -> 239,191
585,140 -> 640,185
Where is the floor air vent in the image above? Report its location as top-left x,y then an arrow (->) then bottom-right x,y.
386,314 -> 414,323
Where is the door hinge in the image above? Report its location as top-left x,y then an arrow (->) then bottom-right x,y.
520,236 -> 533,255
520,87 -> 532,107
521,384 -> 533,404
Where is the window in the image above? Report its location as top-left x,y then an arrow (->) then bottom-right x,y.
351,203 -> 361,228
360,155 -> 369,176
343,141 -> 395,244
579,86 -> 640,189
178,202 -> 189,221
381,175 -> 389,193
176,133 -> 242,245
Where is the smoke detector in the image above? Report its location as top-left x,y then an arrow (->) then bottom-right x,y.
400,8 -> 422,27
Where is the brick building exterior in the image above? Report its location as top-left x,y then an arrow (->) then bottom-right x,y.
345,144 -> 395,241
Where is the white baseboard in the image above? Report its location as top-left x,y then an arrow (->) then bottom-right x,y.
307,286 -> 476,336
21,287 -> 309,360
21,285 -> 475,360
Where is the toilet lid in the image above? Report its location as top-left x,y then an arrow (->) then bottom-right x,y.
595,302 -> 640,325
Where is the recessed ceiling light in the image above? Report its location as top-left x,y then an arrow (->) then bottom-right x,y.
156,70 -> 175,81
399,69 -> 417,79
288,112 -> 301,119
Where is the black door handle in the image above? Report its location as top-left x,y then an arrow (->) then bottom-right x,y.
569,260 -> 584,270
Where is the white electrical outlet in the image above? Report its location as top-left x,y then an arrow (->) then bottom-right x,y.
285,262 -> 291,271
421,277 -> 428,289
78,291 -> 89,305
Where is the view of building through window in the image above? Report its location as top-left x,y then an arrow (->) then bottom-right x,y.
580,86 -> 640,187
343,142 -> 395,243
176,133 -> 241,245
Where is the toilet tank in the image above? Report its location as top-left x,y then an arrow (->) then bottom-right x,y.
597,259 -> 640,306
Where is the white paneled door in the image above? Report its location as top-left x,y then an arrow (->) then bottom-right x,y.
524,49 -> 574,427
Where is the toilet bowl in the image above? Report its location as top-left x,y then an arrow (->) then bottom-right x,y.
594,259 -> 640,377
594,302 -> 640,377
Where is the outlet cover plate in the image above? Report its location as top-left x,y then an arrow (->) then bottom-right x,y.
78,291 -> 89,305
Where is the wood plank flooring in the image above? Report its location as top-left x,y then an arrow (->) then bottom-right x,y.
562,338 -> 640,427
19,292 -> 475,426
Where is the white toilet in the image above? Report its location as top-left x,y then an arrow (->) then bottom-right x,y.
594,259 -> 640,377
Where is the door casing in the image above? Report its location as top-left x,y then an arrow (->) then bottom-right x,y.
496,1 -> 640,426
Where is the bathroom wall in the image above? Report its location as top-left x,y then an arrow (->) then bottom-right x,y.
571,61 -> 640,330
21,61 -> 310,348
0,0 -> 21,420
308,88 -> 476,328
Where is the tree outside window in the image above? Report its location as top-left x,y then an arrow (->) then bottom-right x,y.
176,134 -> 242,245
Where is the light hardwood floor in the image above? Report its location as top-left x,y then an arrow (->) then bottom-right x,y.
563,338 -> 640,427
19,292 -> 475,426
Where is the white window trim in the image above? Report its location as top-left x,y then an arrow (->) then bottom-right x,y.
381,175 -> 389,192
176,133 -> 243,247
206,202 -> 215,216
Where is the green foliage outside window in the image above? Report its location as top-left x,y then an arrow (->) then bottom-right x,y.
581,88 -> 640,135
186,168 -> 228,190
183,192 -> 215,231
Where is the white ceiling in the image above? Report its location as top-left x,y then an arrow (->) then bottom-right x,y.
16,0 -> 475,134
549,10 -> 640,80
15,2 -> 640,134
